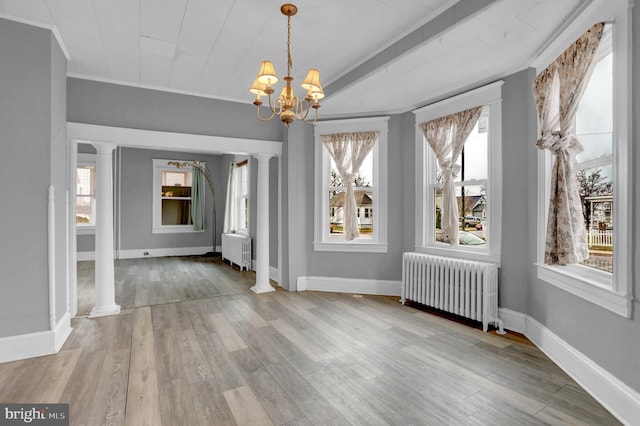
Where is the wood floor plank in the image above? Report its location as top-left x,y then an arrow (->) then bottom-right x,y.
124,368 -> 161,426
208,312 -> 248,352
265,361 -> 351,426
30,348 -> 82,403
223,385 -> 274,426
231,348 -> 305,425
269,319 -> 333,362
188,379 -> 236,426
403,344 -> 547,416
175,329 -> 214,384
129,306 -> 156,372
59,349 -> 107,426
157,377 -> 200,426
198,332 -> 248,392
87,348 -> 130,426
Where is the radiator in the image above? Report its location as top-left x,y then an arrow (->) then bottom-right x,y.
221,233 -> 252,271
402,253 -> 504,333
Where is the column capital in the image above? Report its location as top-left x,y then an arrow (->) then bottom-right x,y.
254,152 -> 274,161
92,142 -> 118,154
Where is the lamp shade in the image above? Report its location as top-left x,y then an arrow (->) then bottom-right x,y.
249,79 -> 267,96
311,83 -> 325,100
256,61 -> 278,85
301,68 -> 322,91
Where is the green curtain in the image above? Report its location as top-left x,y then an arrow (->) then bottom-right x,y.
191,165 -> 205,230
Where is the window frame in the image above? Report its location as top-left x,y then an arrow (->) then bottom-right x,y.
234,160 -> 250,235
532,0 -> 632,317
152,158 -> 205,234
76,153 -> 96,235
413,81 -> 503,264
313,116 -> 389,253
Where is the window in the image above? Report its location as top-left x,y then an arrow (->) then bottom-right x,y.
234,160 -> 249,234
534,0 -> 631,317
76,153 -> 96,234
314,116 -> 389,252
414,82 -> 503,263
152,159 -> 204,234
576,26 -> 613,273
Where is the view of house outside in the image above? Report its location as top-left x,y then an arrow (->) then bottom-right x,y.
575,39 -> 613,273
433,111 -> 489,246
328,151 -> 374,239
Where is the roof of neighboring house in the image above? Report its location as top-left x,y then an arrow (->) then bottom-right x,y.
329,190 -> 373,207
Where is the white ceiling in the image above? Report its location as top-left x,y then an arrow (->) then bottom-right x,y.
0,0 -> 584,117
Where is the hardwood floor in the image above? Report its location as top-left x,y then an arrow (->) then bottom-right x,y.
0,257 -> 620,425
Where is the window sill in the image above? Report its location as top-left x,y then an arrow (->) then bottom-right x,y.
536,263 -> 631,318
152,226 -> 204,234
76,226 -> 95,235
313,241 -> 388,253
415,245 -> 500,266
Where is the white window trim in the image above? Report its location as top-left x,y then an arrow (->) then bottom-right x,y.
76,153 -> 96,235
313,116 -> 389,253
413,81 -> 503,265
533,0 -> 632,318
234,160 -> 250,236
152,158 -> 205,234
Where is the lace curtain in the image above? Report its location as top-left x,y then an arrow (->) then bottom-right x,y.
223,162 -> 236,233
533,22 -> 605,265
420,106 -> 482,246
191,165 -> 205,230
321,131 -> 378,241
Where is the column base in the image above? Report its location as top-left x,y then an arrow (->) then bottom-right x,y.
88,304 -> 121,318
250,284 -> 276,294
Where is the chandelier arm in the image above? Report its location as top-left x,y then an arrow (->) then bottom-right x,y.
297,98 -> 313,121
301,105 -> 319,125
256,105 -> 277,122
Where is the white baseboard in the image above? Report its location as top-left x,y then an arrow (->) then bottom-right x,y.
117,246 -> 216,259
0,313 -> 73,364
297,276 -> 402,296
498,307 -> 527,333
79,246 -> 222,261
54,312 -> 72,351
523,315 -> 640,425
269,266 -> 280,284
77,251 -> 95,261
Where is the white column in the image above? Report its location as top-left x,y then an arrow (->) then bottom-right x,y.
89,142 -> 120,317
251,153 -> 276,294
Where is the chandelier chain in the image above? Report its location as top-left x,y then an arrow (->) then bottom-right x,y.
287,15 -> 292,76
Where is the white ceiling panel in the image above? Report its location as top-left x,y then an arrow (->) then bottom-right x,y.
0,0 -> 52,24
1,0 -> 583,117
140,0 -> 187,42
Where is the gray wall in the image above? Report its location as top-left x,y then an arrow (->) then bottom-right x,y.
0,19 -> 66,337
499,69 -> 538,314
118,148 -> 224,252
67,78 -> 282,142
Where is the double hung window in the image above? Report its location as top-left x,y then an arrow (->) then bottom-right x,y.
152,159 -> 204,234
533,0 -> 632,317
414,82 -> 502,263
314,117 -> 388,253
76,153 -> 96,234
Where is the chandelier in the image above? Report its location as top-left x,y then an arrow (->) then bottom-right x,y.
249,4 -> 324,127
